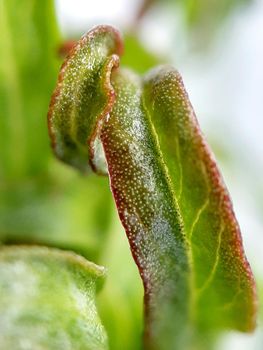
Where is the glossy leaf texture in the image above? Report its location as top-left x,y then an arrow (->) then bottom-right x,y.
48,25 -> 257,349
0,246 -> 108,350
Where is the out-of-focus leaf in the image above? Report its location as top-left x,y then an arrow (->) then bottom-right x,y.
97,209 -> 144,350
0,171 -> 113,261
0,0 -> 60,180
121,34 -> 162,74
0,246 -> 108,349
137,0 -> 251,44
48,25 -> 257,349
0,0 -> 113,263
177,0 -> 250,28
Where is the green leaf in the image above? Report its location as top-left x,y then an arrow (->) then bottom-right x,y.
0,246 -> 108,349
0,0 -> 61,180
48,25 -> 123,174
48,25 -> 257,349
101,68 -> 192,349
121,33 -> 162,74
0,173 -> 113,262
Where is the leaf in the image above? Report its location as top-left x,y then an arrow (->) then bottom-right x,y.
0,246 -> 108,350
101,68 -> 193,349
48,25 -> 257,349
0,0 -> 61,180
0,173 -> 113,261
121,33 -> 162,74
48,25 -> 123,174
142,66 -> 258,341
57,32 -> 162,75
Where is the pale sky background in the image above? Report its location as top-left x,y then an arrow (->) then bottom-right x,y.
55,1 -> 263,349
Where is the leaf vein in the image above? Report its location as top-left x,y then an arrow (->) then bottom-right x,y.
197,222 -> 225,296
189,197 -> 209,241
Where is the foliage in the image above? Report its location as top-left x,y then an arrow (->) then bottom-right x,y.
0,246 -> 107,349
48,25 -> 256,349
0,1 -> 257,350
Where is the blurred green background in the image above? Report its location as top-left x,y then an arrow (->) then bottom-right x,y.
0,0 -> 262,349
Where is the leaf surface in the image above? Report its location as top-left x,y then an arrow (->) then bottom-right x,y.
142,66 -> 256,332
48,26 -> 123,174
48,25 -> 257,349
0,246 -> 108,350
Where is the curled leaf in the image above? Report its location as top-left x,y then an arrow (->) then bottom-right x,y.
48,25 -> 123,174
0,246 -> 107,350
48,25 -> 257,349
